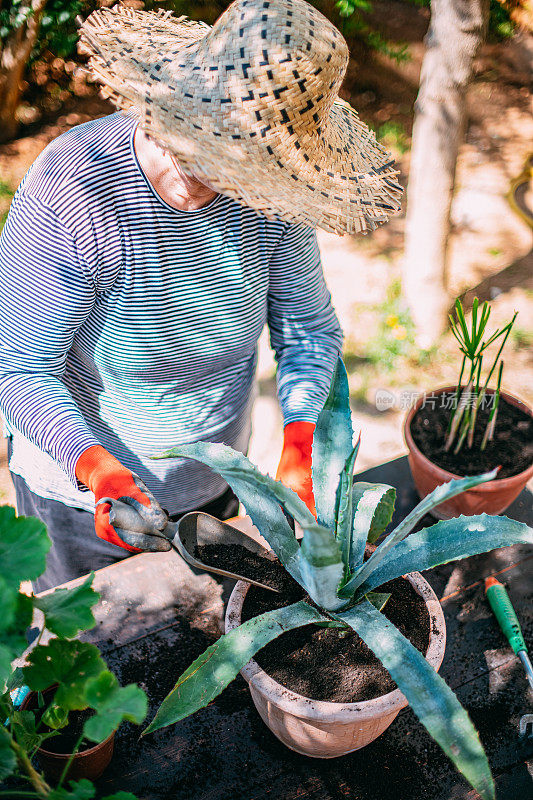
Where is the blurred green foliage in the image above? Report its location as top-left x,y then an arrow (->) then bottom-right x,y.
0,0 -> 520,82
365,279 -> 419,371
0,0 -> 87,57
375,121 -> 410,154
407,0 -> 518,40
0,181 -> 14,230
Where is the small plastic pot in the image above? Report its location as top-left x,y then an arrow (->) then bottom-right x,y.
21,689 -> 115,784
225,572 -> 446,758
404,387 -> 533,519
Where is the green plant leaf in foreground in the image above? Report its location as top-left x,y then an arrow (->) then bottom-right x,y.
34,573 -> 99,639
143,600 -> 327,735
48,780 -> 139,800
49,779 -> 96,800
42,703 -> 69,730
23,640 -> 106,711
335,600 -> 494,800
312,358 -> 354,529
298,523 -> 346,611
341,469 -> 499,597
10,709 -> 45,750
0,586 -> 33,685
0,505 -> 50,587
83,670 -> 148,743
353,515 -> 533,597
0,725 -> 16,781
153,441 -> 307,585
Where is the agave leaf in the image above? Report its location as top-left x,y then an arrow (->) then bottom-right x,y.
334,441 -> 360,575
335,601 -> 495,800
34,573 -> 99,639
298,523 -> 347,611
353,515 -> 533,598
349,482 -> 396,571
312,358 -> 354,528
153,442 -> 308,586
143,600 -> 327,735
340,469 -> 498,598
364,591 -> 391,611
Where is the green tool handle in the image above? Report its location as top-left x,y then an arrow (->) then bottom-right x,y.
485,577 -> 527,655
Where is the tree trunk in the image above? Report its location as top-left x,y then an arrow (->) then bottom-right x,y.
402,0 -> 490,348
0,0 -> 48,144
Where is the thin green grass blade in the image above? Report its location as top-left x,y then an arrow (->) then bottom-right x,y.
143,601 -> 327,734
312,358 -> 354,528
339,469 -> 498,598
335,601 -> 494,800
353,514 -> 533,597
298,522 -> 346,611
454,299 -> 472,353
153,442 -> 309,585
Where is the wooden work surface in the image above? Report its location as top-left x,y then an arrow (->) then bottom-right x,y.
68,456 -> 532,800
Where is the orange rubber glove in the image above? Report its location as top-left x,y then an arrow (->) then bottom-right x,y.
75,445 -> 168,552
276,421 -> 316,517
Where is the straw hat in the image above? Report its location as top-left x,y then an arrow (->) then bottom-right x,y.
80,0 -> 402,235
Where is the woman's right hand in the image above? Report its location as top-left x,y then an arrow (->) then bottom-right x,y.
76,445 -> 169,552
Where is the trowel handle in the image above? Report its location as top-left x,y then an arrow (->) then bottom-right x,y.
485,577 -> 527,655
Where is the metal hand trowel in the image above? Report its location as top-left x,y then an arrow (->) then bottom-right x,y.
167,512 -> 280,593
100,498 -> 280,593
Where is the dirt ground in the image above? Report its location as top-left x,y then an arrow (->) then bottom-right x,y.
0,2 -> 531,507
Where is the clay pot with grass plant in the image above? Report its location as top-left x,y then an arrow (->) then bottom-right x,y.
143,357 -> 533,800
405,298 -> 533,519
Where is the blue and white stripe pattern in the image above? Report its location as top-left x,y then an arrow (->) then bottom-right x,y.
0,113 -> 342,514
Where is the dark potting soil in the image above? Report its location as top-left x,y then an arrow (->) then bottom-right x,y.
410,392 -> 533,479
206,544 -> 432,704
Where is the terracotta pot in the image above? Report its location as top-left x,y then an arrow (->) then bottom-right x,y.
404,387 -> 533,520
225,573 -> 446,758
21,689 -> 115,784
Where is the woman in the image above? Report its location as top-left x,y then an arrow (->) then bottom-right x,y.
0,0 -> 400,591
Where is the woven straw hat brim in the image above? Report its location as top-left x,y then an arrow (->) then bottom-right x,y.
80,5 -> 402,235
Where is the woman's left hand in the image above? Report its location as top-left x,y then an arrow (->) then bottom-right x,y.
276,421 -> 316,517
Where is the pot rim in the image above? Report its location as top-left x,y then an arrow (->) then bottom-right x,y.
20,688 -> 115,758
404,386 -> 533,488
225,571 -> 446,722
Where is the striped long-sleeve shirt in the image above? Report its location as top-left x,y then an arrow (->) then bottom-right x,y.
0,113 -> 343,514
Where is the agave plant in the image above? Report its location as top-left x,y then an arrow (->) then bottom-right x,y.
144,359 -> 532,800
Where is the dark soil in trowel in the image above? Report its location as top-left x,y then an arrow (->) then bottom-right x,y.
210,545 -> 432,704
195,543 -> 302,598
410,392 -> 533,479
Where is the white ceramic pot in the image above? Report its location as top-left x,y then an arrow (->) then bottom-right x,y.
225,572 -> 446,758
